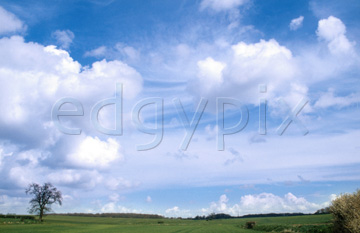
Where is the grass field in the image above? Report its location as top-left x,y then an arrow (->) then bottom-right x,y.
0,214 -> 333,233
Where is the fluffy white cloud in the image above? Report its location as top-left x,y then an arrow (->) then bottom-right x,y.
197,57 -> 226,90
165,206 -> 191,217
315,89 -> 360,109
317,16 -> 346,41
67,136 -> 122,168
289,16 -> 304,31
165,206 -> 179,213
0,6 -> 26,35
209,194 -> 229,212
317,16 -> 355,54
81,59 -> 142,99
232,39 -> 292,60
0,36 -> 142,122
0,35 -> 143,165
184,16 -> 357,114
189,39 -> 303,106
0,36 -> 80,100
204,193 -> 328,216
100,202 -> 140,213
200,0 -> 248,12
238,192 -> 320,213
0,28 -> 144,213
52,29 -> 75,50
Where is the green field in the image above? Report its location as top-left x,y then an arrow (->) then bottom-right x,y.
0,214 -> 333,233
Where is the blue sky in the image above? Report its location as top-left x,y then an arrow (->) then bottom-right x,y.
0,0 -> 359,217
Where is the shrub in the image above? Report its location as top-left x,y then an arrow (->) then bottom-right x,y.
245,221 -> 256,229
253,224 -> 332,233
330,189 -> 360,233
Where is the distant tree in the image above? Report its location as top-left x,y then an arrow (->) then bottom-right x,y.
330,189 -> 360,233
315,207 -> 330,214
205,213 -> 231,220
206,212 -> 216,220
25,182 -> 62,221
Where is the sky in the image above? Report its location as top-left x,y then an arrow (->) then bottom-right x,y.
0,0 -> 359,217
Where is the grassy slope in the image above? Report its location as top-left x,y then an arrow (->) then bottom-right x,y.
0,214 -> 332,233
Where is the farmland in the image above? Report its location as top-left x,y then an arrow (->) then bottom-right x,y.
0,214 -> 332,233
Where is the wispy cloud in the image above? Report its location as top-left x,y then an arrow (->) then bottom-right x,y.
0,6 -> 26,35
52,29 -> 74,50
200,0 -> 248,12
289,16 -> 304,31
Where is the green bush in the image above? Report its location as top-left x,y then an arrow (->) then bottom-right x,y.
253,224 -> 332,232
0,215 -> 35,220
330,189 -> 360,233
253,224 -> 288,231
296,224 -> 333,233
245,221 -> 256,229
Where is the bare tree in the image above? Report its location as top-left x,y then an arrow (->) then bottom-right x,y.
25,182 -> 62,221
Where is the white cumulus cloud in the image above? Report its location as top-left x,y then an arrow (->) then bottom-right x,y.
210,194 -> 229,212
238,192 -> 320,213
0,35 -> 142,150
204,193 -> 328,216
100,202 -> 140,213
189,39 -> 304,107
165,206 -> 179,213
316,16 -> 355,54
67,136 -> 122,168
197,57 -> 226,89
165,206 -> 191,217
